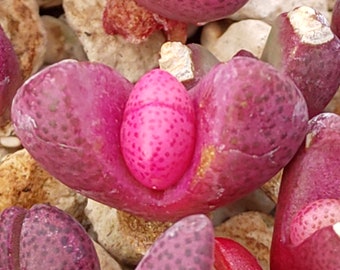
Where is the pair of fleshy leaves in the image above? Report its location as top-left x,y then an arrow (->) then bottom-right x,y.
137,214 -> 261,269
0,204 -> 100,269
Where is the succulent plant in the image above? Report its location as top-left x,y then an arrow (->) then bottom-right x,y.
0,204 -> 100,269
134,0 -> 249,24
135,214 -> 263,269
270,113 -> 340,270
136,214 -> 214,269
0,25 -> 23,126
11,57 -> 308,221
262,6 -> 340,118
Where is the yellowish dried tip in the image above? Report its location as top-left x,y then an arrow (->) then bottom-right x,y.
305,132 -> 313,148
288,6 -> 334,45
159,41 -> 194,83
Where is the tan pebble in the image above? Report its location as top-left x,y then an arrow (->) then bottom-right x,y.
63,0 -> 165,82
85,199 -> 171,266
37,0 -> 62,8
228,0 -> 329,25
328,0 -> 337,10
0,136 -> 21,149
159,41 -> 194,82
41,15 -> 87,64
200,20 -> 232,51
0,0 -> 47,79
0,149 -> 87,221
261,170 -> 283,204
92,241 -> 123,270
325,87 -> 340,115
211,188 -> 276,226
215,211 -> 274,270
203,19 -> 271,62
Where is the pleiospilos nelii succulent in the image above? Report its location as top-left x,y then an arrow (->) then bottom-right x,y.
134,0 -> 250,24
0,204 -> 100,269
261,6 -> 340,118
271,113 -> 340,269
11,56 -> 309,221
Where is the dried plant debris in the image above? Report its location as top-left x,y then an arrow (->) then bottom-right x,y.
63,0 -> 166,82
0,0 -> 47,79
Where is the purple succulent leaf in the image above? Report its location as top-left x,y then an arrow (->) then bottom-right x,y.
136,214 -> 214,270
135,0 -> 249,24
19,204 -> 100,270
0,207 -> 27,270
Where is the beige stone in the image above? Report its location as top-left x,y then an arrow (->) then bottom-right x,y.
41,15 -> 87,65
63,0 -> 165,82
261,170 -> 283,204
93,241 -> 123,270
228,0 -> 329,24
202,19 -> 271,62
85,199 -> 171,266
211,188 -> 276,226
37,0 -> 62,8
0,149 -> 87,221
0,0 -> 47,79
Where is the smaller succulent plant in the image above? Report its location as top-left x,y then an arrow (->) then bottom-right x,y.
135,214 -> 262,269
134,0 -> 249,24
0,204 -> 100,269
0,25 -> 23,126
271,113 -> 340,270
262,6 -> 340,118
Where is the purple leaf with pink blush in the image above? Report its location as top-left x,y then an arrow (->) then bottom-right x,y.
134,0 -> 249,24
271,113 -> 340,270
262,6 -> 340,118
136,214 -> 214,270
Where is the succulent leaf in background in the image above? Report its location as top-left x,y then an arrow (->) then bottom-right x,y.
0,204 -> 100,270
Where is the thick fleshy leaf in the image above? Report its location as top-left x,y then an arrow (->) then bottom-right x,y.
20,204 -> 100,269
135,0 -> 249,24
262,6 -> 340,118
214,237 -> 262,269
0,207 -> 26,270
271,113 -> 340,270
136,214 -> 214,269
